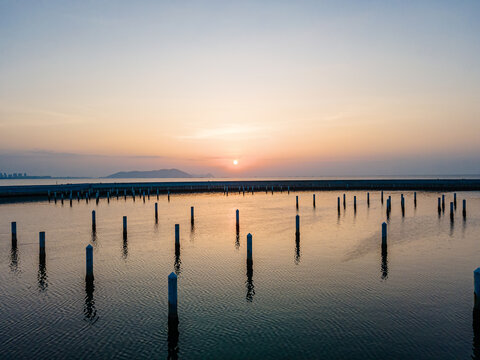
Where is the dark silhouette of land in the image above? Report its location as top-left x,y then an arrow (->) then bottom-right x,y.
105,169 -> 214,179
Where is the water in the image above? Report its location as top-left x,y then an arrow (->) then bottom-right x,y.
0,190 -> 479,359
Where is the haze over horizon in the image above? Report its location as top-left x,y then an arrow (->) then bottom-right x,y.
1,1 -> 479,178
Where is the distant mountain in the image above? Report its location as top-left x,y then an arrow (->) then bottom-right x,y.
105,169 -> 214,179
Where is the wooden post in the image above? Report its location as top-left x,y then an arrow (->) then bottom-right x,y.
11,221 -> 17,244
463,199 -> 467,218
337,197 -> 340,213
296,196 -> 299,210
155,203 -> 158,221
313,194 -> 316,207
236,209 -> 239,229
247,233 -> 252,261
295,215 -> 300,236
354,196 -> 357,211
92,210 -> 96,230
175,224 -> 180,246
450,202 -> 454,221
123,216 -> 127,236
191,206 -> 194,224
39,231 -> 46,259
381,191 -> 384,204
367,192 -> 370,206
382,222 -> 387,247
414,191 -> 417,206
168,272 -> 178,318
438,197 -> 441,213
86,244 -> 93,279
475,268 -> 480,309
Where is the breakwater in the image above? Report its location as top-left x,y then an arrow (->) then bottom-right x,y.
0,178 -> 479,203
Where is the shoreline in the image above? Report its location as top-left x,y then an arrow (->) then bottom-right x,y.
1,178 -> 480,203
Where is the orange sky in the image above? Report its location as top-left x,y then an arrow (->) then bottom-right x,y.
0,1 -> 479,176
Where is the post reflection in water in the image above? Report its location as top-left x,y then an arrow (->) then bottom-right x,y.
294,234 -> 301,265
168,316 -> 179,359
122,234 -> 128,259
91,229 -> 97,246
174,244 -> 181,275
9,245 -> 19,273
84,278 -> 98,324
246,259 -> 255,302
37,254 -> 48,291
474,293 -> 480,360
381,244 -> 388,280
235,230 -> 240,250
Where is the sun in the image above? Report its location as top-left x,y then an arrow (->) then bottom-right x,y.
233,159 -> 238,166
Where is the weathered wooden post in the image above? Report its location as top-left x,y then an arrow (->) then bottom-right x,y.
463,199 -> 467,218
86,244 -> 93,280
123,216 -> 127,236
155,203 -> 158,222
168,190 -> 170,201
236,209 -> 239,229
247,233 -> 253,262
354,196 -> 357,211
191,206 -> 194,224
313,194 -> 316,207
343,194 -> 346,208
382,222 -> 387,247
295,215 -> 300,236
367,192 -> 370,207
296,196 -> 299,210
450,202 -> 454,221
168,272 -> 178,319
438,197 -> 441,213
381,191 -> 384,204
442,194 -> 445,211
414,191 -> 417,207
11,221 -> 17,245
39,231 -> 46,260
337,197 -> 340,213
401,194 -> 405,215
454,193 -> 457,208
92,210 -> 96,231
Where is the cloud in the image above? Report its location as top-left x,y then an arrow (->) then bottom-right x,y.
176,124 -> 269,140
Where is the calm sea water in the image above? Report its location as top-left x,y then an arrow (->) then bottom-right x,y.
1,190 -> 479,359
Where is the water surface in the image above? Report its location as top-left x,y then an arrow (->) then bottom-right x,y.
1,190 -> 479,359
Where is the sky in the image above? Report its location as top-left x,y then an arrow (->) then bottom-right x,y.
0,0 -> 479,177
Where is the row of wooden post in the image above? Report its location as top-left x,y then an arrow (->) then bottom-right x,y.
10,190 -> 471,327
